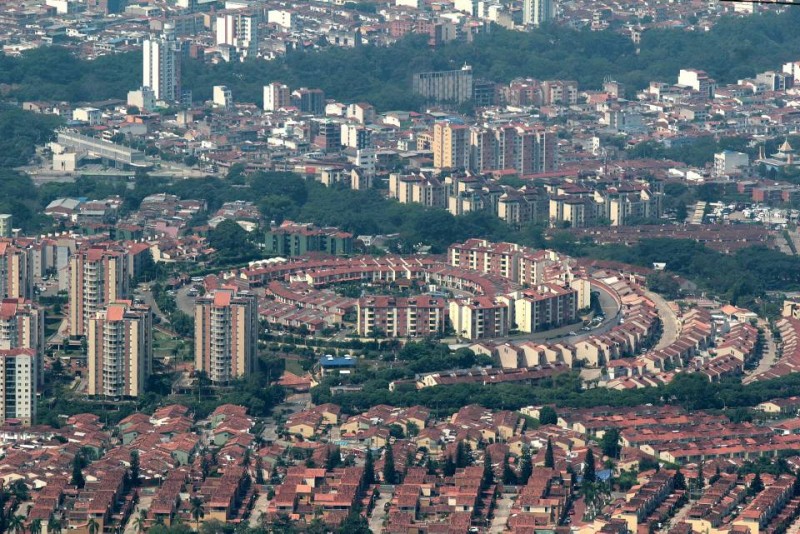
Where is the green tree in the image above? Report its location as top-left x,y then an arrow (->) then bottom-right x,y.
674,469 -> 686,490
482,451 -> 494,490
47,515 -> 62,534
539,406 -> 558,425
133,510 -> 147,534
383,445 -> 398,484
337,512 -> 371,534
583,449 -> 596,484
208,219 -> 257,261
363,450 -> 375,486
455,441 -> 470,468
71,454 -> 85,488
8,515 -> 25,534
519,447 -> 533,485
502,454 -> 517,485
190,496 -> 205,530
443,455 -> 456,477
600,428 -> 621,459
750,472 -> 764,495
87,518 -> 99,534
130,450 -> 140,486
29,519 -> 42,534
544,438 -> 555,468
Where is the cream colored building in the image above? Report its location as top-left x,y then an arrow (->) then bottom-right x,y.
0,242 -> 33,301
87,301 -> 152,398
69,245 -> 129,337
0,348 -> 37,425
433,121 -> 469,169
195,289 -> 258,383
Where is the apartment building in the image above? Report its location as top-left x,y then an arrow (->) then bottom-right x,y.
449,296 -> 510,340
467,124 -> 557,175
0,215 -> 11,238
143,24 -> 181,102
448,238 -> 553,287
195,289 -> 258,383
291,88 -> 325,115
263,82 -> 291,112
549,196 -> 599,228
433,121 -> 470,169
0,298 -> 44,386
449,239 -> 524,281
0,241 -> 33,300
356,295 -> 446,338
264,221 -> 353,257
69,244 -> 129,338
678,69 -> 716,99
216,12 -> 258,58
87,301 -> 153,398
523,0 -> 555,25
412,66 -> 474,104
0,348 -> 37,426
597,186 -> 662,226
510,285 -> 578,333
389,173 -> 446,208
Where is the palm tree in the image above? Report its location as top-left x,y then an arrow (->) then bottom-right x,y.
29,519 -> 42,534
190,497 -> 204,531
8,515 -> 25,534
86,518 -> 99,534
47,515 -> 61,534
132,511 -> 147,534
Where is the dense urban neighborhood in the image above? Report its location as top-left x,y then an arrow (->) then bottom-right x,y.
4,0 -> 800,533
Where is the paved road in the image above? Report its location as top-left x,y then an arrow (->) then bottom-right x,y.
123,495 -> 153,534
743,320 -> 778,384
644,290 -> 680,350
176,286 -> 197,316
490,493 -> 514,533
134,283 -> 170,324
787,510 -> 800,534
368,487 -> 394,534
249,492 -> 270,528
663,494 -> 693,531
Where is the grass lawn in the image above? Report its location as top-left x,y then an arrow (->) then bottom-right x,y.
44,316 -> 63,338
154,331 -> 190,361
284,358 -> 305,376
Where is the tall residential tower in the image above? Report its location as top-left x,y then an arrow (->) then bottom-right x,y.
87,301 -> 153,398
194,288 -> 258,384
143,23 -> 181,102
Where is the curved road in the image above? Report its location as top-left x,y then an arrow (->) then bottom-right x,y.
644,290 -> 680,350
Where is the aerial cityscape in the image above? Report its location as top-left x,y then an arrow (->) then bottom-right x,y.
2,0 -> 800,533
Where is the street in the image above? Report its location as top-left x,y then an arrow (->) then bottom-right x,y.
368,486 -> 394,534
490,492 -> 514,533
644,290 -> 680,350
743,319 -> 778,384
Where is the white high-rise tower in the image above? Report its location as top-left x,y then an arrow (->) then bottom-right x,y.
523,0 -> 555,26
143,23 -> 181,102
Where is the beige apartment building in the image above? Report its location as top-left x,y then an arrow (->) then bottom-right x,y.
433,121 -> 469,169
0,298 -> 45,385
195,289 -> 258,383
87,301 -> 153,398
0,241 -> 33,300
0,348 -> 37,425
69,244 -> 129,337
